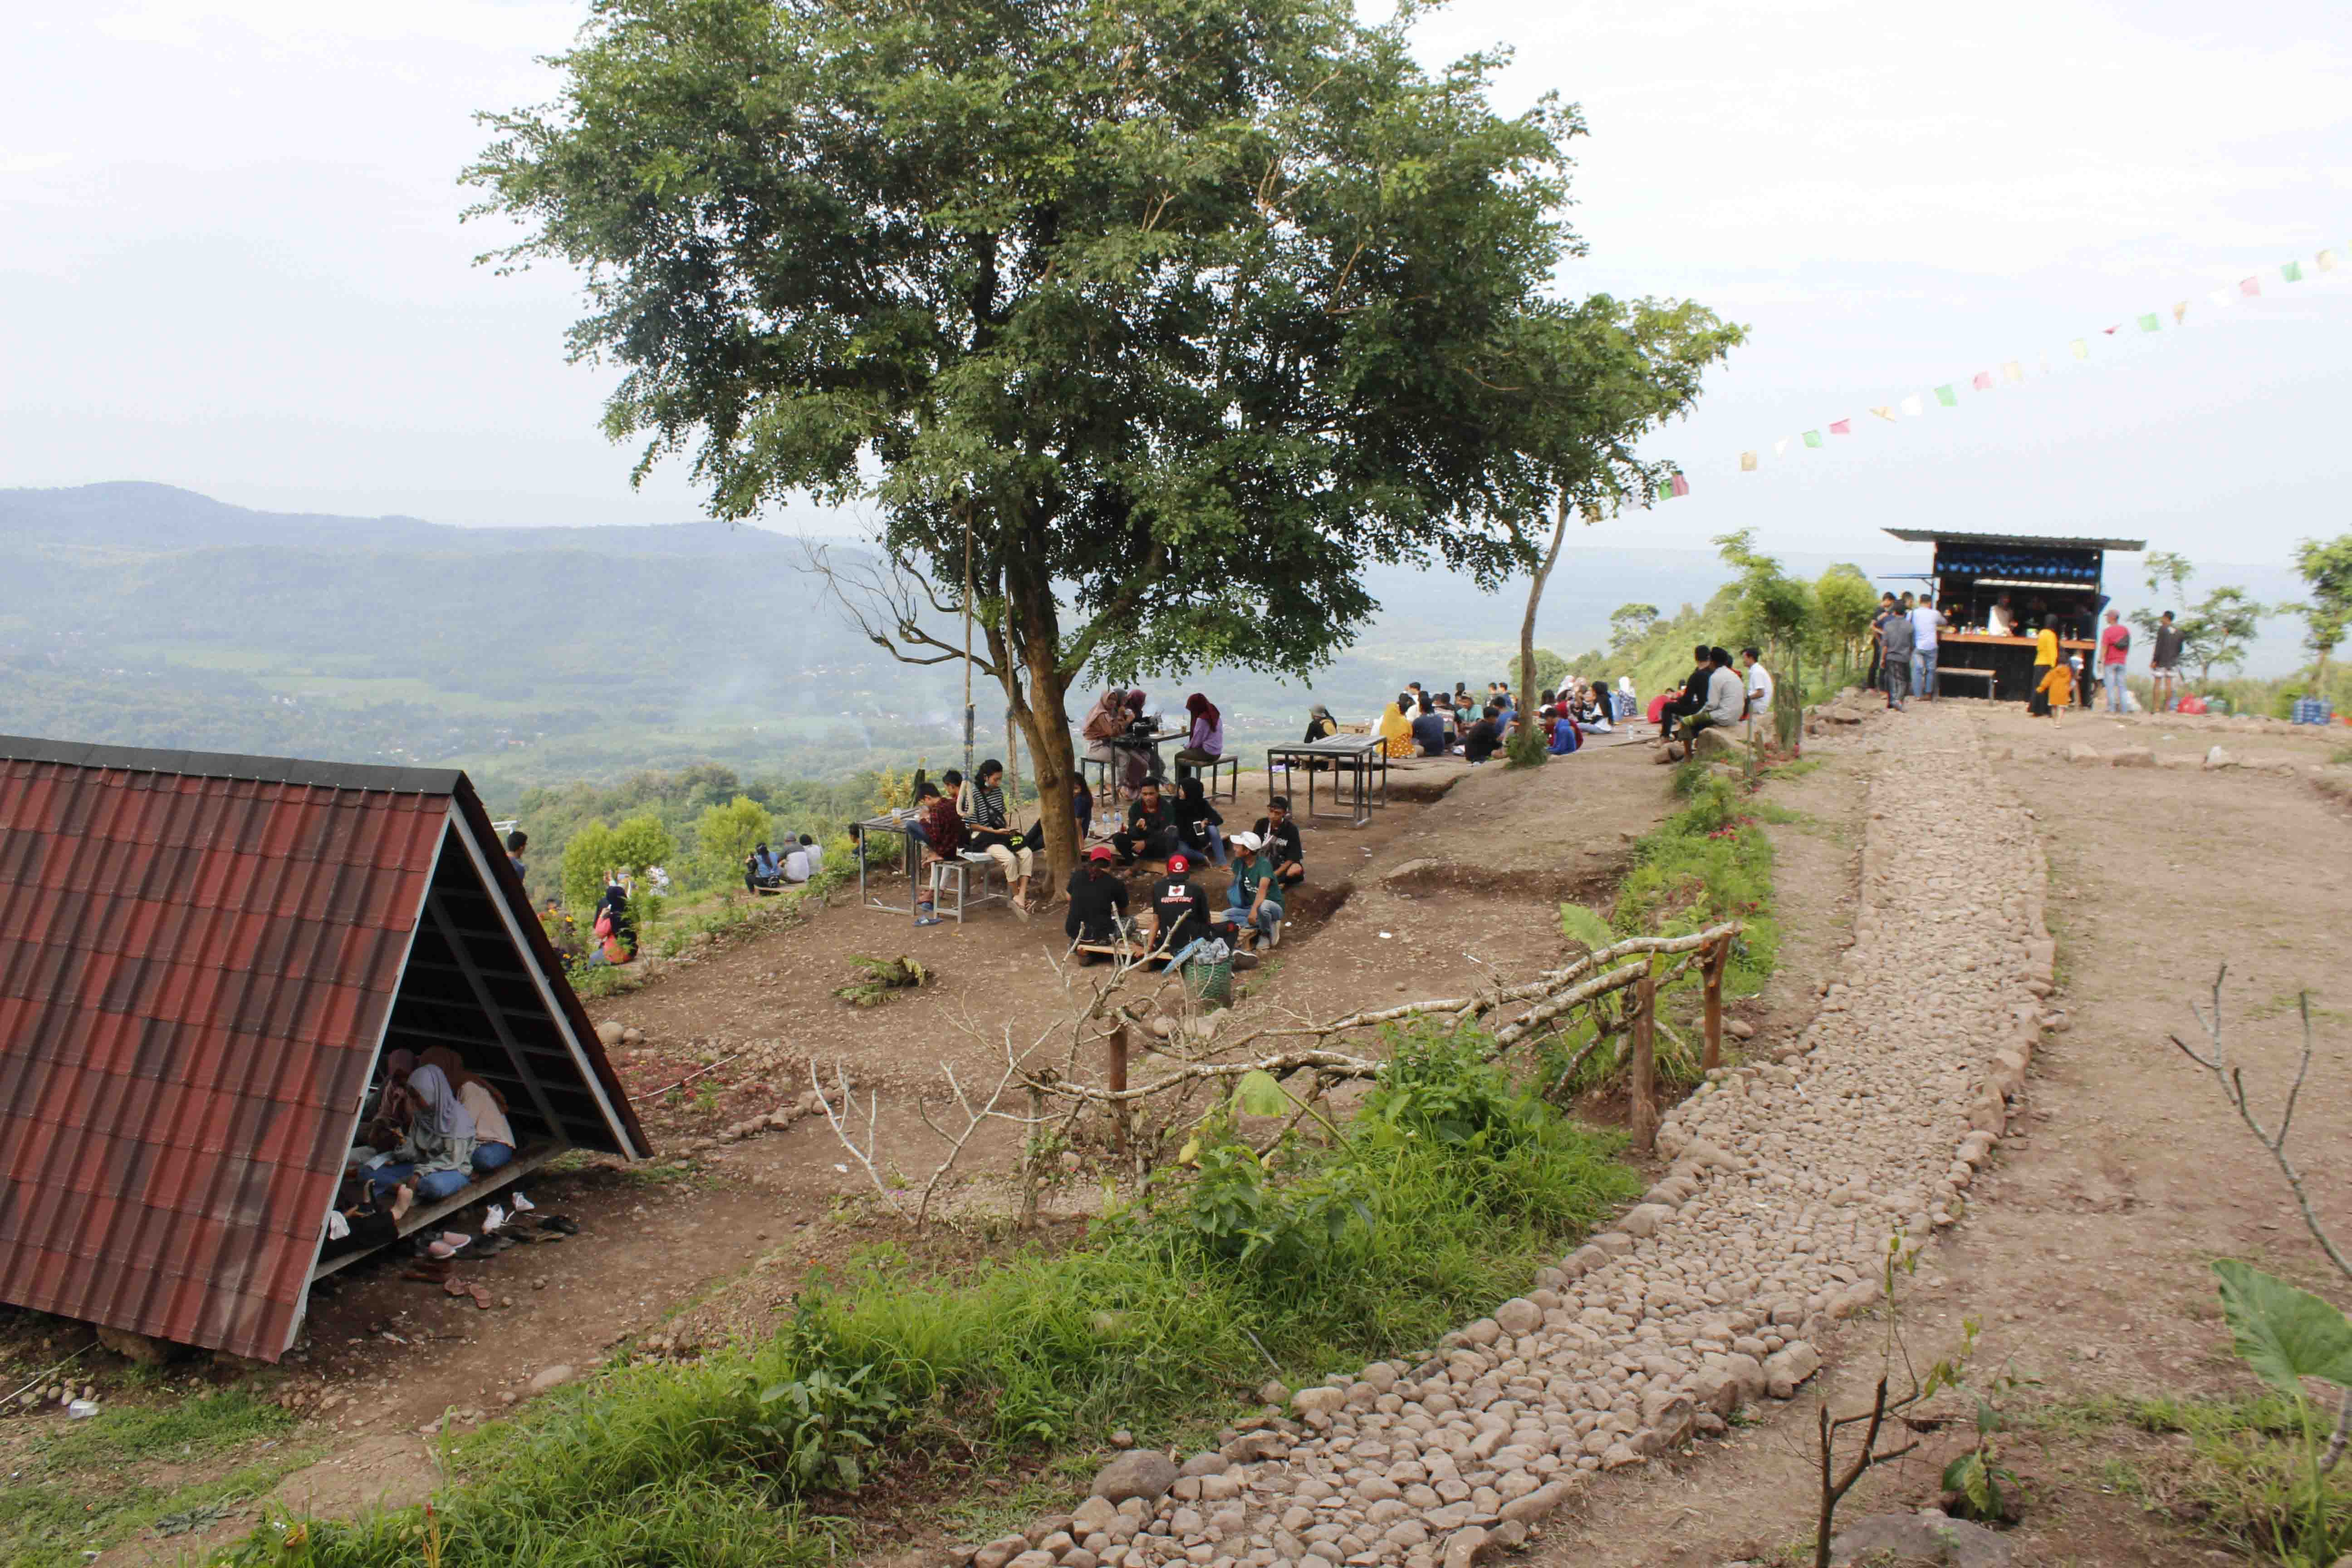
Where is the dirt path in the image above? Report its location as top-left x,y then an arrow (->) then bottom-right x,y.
1519,696 -> 2352,1568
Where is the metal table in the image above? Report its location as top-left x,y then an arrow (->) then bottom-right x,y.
1079,726 -> 1186,803
1264,735 -> 1390,827
853,810 -> 924,914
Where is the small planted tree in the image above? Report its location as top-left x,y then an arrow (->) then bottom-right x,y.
694,795 -> 775,890
2132,553 -> 2267,694
2289,534 -> 2352,691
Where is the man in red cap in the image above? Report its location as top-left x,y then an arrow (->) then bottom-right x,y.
1147,851 -> 1214,958
1064,843 -> 1131,950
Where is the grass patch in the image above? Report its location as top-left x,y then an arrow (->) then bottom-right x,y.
0,1390 -> 309,1568
225,1027 -> 1637,1568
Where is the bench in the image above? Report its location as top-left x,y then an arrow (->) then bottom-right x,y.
1936,667 -> 1997,698
1180,753 -> 1241,801
928,851 -> 1008,921
310,1142 -> 567,1283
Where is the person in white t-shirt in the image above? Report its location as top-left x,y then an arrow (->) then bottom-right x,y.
1740,647 -> 1774,730
1909,600 -> 1946,701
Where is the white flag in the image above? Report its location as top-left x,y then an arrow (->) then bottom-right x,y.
2207,288 -> 2232,308
1900,394 -> 1923,417
1773,438 -> 1790,457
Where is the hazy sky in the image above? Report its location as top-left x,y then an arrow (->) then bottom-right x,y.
5,0 -> 2348,568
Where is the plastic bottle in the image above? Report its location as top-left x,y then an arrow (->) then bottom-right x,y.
67,1398 -> 99,1419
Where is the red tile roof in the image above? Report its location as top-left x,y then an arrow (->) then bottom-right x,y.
0,740 -> 598,1361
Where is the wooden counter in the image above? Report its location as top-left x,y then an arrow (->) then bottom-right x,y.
1941,632 -> 2094,652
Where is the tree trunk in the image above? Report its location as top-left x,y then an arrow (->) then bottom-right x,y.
1517,492 -> 1572,705
994,557 -> 1080,902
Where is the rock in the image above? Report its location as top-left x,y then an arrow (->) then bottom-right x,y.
528,1364 -> 576,1393
1727,1017 -> 1756,1040
1258,1380 -> 1291,1407
1092,1451 -> 1179,1504
2066,744 -> 2102,765
1179,1453 -> 1229,1478
1640,1388 -> 1696,1449
1498,1480 -> 1568,1524
1439,1526 -> 1489,1568
1690,726 -> 1749,760
1292,1387 -> 1347,1416
1828,1509 -> 2011,1567
1619,1203 -> 1675,1239
621,1026 -> 645,1045
1492,1298 -> 1543,1337
1764,1341 -> 1822,1399
95,1325 -> 169,1366
1599,1441 -> 1642,1470
2205,745 -> 2237,770
2108,746 -> 2155,768
1073,1498 -> 1122,1535
596,1020 -> 625,1046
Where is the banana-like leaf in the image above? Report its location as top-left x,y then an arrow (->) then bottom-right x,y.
1558,902 -> 1616,952
2211,1259 -> 2352,1396
1235,1068 -> 1289,1117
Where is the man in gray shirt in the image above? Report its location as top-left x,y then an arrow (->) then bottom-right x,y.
1676,647 -> 1749,750
1878,603 -> 1916,710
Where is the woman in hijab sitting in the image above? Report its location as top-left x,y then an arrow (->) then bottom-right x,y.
1303,703 -> 1338,744
1174,692 -> 1224,785
369,1060 -> 478,1201
1376,694 -> 1415,759
421,1047 -> 519,1174
1081,689 -> 1127,799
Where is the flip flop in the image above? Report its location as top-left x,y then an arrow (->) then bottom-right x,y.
472,1234 -> 517,1256
444,1277 -> 473,1298
467,1284 -> 495,1310
539,1215 -> 580,1235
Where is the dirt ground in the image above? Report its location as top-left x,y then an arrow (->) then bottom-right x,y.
1524,696 -> 2352,1568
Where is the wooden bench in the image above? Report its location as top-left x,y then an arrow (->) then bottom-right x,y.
310,1142 -> 567,1282
1936,667 -> 1997,698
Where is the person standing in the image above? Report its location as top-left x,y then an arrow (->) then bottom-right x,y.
2150,610 -> 2185,713
504,830 -> 529,884
1877,599 -> 1916,710
1740,647 -> 1774,737
2098,609 -> 2131,714
1910,596 -> 1945,701
2027,621 -> 2060,715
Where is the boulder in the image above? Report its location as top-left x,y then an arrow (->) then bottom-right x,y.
596,1020 -> 625,1047
973,1536 -> 1032,1568
528,1363 -> 576,1393
1690,725 -> 1749,760
1090,1450 -> 1179,1504
2066,744 -> 2102,765
2109,746 -> 2155,768
1493,1298 -> 1543,1337
1640,1388 -> 1696,1449
1178,1453 -> 1228,1478
1291,1386 -> 1347,1416
95,1325 -> 169,1366
1763,1340 -> 1822,1398
2204,745 -> 2237,770
1828,1509 -> 2012,1567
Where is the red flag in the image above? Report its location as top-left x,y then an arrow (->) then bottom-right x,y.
1971,371 -> 1994,391
1828,418 -> 1852,436
2239,275 -> 2261,297
1668,472 -> 1690,498
2102,324 -> 2120,334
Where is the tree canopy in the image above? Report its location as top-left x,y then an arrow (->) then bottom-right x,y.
2292,534 -> 2352,683
471,0 -> 1735,877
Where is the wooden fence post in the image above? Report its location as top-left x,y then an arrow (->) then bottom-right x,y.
1630,970 -> 1658,1154
1107,1023 -> 1131,1160
1020,1084 -> 1044,1230
1701,935 -> 1727,1073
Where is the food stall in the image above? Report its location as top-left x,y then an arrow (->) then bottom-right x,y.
1883,528 -> 2145,701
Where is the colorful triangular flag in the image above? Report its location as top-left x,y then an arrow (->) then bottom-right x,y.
1971,371 -> 1994,391
2102,323 -> 2121,334
2001,361 -> 2023,383
1802,429 -> 1824,448
2069,338 -> 2088,360
1739,451 -> 1758,472
2172,300 -> 2189,324
2320,250 -> 2339,273
1668,472 -> 1690,498
1774,438 -> 1790,457
1900,394 -> 1923,417
1828,418 -> 1852,436
1934,385 -> 1957,407
2240,275 -> 2261,296
1870,406 -> 1895,421
2137,312 -> 2161,332
2282,260 -> 2304,283
2208,288 -> 2231,309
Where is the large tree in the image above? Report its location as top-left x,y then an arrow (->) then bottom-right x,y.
2290,534 -> 2352,690
472,0 -> 1725,881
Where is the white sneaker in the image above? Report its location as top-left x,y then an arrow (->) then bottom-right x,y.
1264,917 -> 1282,950
484,1204 -> 508,1233
510,1192 -> 536,1212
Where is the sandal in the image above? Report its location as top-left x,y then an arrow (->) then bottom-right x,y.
539,1215 -> 581,1235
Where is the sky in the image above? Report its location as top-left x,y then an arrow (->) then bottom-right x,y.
3,0 -> 2348,573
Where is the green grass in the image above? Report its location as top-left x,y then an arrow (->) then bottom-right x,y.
225,1028 -> 1637,1568
0,1389 -> 309,1568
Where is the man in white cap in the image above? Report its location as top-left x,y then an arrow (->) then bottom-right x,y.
1217,830 -> 1284,950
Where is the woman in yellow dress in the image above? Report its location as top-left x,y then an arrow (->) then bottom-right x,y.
1376,695 -> 1415,759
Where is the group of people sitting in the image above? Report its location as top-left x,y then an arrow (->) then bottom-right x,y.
1081,688 -> 1224,797
349,1046 -> 519,1204
1355,677 -> 1626,765
744,834 -> 825,894
1654,644 -> 1774,752
1063,792 -> 1306,956
905,758 -> 1044,924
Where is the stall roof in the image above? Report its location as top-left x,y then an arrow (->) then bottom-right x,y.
0,736 -> 646,1362
1882,528 -> 2146,551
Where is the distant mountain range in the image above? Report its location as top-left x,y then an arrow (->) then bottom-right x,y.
0,482 -> 2310,794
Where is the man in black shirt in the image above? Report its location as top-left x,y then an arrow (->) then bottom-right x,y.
1147,851 -> 1215,956
1250,797 -> 1306,888
1064,846 -> 1131,947
1113,779 -> 1179,865
1661,643 -> 1712,742
1462,705 -> 1502,763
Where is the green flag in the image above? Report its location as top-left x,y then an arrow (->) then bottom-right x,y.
2282,260 -> 2304,282
2137,312 -> 2161,332
1802,429 -> 1823,448
1934,385 -> 1957,407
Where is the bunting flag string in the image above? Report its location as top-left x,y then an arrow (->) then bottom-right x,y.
1654,231 -> 2349,501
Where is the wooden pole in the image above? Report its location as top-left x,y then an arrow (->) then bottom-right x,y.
1020,1083 -> 1044,1230
1701,935 -> 1727,1073
1629,970 -> 1658,1154
961,497 -> 975,779
1107,1023 -> 1131,1159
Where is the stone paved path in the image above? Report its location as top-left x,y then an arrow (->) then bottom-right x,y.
971,703 -> 2053,1568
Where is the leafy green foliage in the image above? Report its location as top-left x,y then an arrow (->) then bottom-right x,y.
1558,902 -> 1616,954
1813,565 -> 1879,678
750,1361 -> 902,1492
2291,534 -> 2352,678
2130,554 -> 2268,690
1608,604 -> 1661,651
694,796 -> 775,887
2213,1261 -> 2352,1397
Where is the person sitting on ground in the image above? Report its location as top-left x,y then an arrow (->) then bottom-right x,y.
1146,851 -> 1215,957
1217,831 -> 1284,951
1494,681 -> 1514,721
1614,676 -> 1637,721
784,833 -> 822,882
1576,682 -> 1613,733
1073,774 -> 1097,841
1376,694 -> 1414,759
1462,704 -> 1502,763
1303,702 -> 1338,744
745,841 -> 786,894
420,1047 -> 518,1174
320,1173 -> 414,1261
368,1061 -> 477,1201
962,758 -> 1035,918
592,873 -> 635,964
1411,693 -> 1449,756
1174,774 -> 1227,867
1064,844 -> 1131,950
505,830 -> 528,884
1548,702 -> 1583,755
1174,692 -> 1225,784
912,781 -> 963,926
1114,778 -> 1180,865
2035,648 -> 2074,721
1676,647 -> 1747,747
1251,797 -> 1306,889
